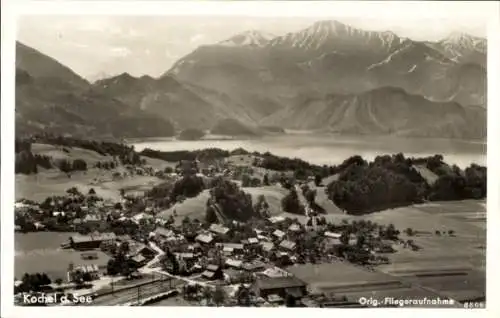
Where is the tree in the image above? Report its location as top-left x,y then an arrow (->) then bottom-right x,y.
241,173 -> 251,187
88,188 -> 96,195
55,278 -> 63,286
340,232 -> 350,245
72,159 -> 88,171
356,234 -> 366,248
182,216 -> 191,226
236,284 -> 251,306
448,230 -> 455,236
263,173 -> 270,186
281,189 -> 304,215
212,286 -> 226,306
119,241 -> 130,256
305,189 -> 317,203
314,174 -> 322,187
205,206 -> 218,224
66,187 -> 80,196
435,230 -> 441,236
405,228 -> 414,236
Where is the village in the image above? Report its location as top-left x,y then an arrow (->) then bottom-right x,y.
14,153 -> 446,308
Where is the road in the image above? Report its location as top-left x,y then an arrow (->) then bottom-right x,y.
140,242 -> 215,289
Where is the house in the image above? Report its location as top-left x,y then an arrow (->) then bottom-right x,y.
216,243 -> 244,254
272,229 -> 286,240
132,213 -> 153,223
129,243 -> 156,259
154,227 -> 175,239
267,294 -> 284,304
176,253 -> 197,268
288,224 -> 301,233
202,264 -> 223,280
116,234 -> 132,242
209,224 -> 230,237
72,264 -> 100,280
261,242 -> 275,254
70,232 -> 116,250
261,267 -> 293,278
323,237 -> 343,248
83,214 -> 101,225
324,231 -> 342,239
247,237 -> 259,245
279,240 -> 297,252
268,216 -> 285,224
130,254 -> 148,267
257,234 -> 271,241
225,258 -> 243,269
252,276 -> 307,300
242,260 -> 266,272
195,233 -> 214,245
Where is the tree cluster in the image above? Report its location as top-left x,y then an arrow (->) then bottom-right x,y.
15,151 -> 52,174
281,189 -> 305,215
256,152 -> 334,180
141,148 -> 230,162
207,177 -> 257,222
15,273 -> 52,293
326,154 -> 450,215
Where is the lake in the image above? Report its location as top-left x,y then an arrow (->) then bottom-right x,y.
133,133 -> 486,168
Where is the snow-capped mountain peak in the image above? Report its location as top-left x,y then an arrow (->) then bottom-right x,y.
270,20 -> 405,54
440,32 -> 486,53
218,30 -> 276,47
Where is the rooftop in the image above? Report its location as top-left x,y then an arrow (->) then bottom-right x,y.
195,233 -> 214,244
324,231 -> 342,239
273,229 -> 286,238
209,223 -> 230,235
279,240 -> 297,251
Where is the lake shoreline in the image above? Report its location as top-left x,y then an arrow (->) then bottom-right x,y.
131,134 -> 486,169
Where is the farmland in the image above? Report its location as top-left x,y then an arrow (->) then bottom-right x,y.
16,143 -> 170,201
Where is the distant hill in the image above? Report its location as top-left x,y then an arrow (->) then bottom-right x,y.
16,19 -> 487,141
15,42 -> 175,139
93,73 -> 261,130
261,87 -> 486,139
211,118 -> 260,136
178,128 -> 206,141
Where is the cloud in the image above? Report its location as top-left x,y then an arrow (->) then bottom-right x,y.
68,41 -> 89,48
189,34 -> 205,43
109,47 -> 132,57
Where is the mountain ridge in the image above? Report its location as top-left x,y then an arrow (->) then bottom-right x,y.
15,41 -> 176,139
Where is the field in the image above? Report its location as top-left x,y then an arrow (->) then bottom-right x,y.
15,232 -> 111,281
287,263 -> 446,306
157,190 -> 211,224
31,143 -> 113,164
16,143 -> 168,201
16,169 -> 164,202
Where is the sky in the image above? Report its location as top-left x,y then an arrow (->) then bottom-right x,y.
17,15 -> 487,81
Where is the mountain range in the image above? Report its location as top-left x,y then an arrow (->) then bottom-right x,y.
15,20 -> 487,140
15,42 -> 176,139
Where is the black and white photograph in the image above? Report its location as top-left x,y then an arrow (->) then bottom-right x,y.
1,0 -> 498,315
